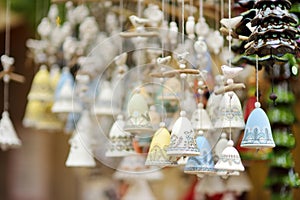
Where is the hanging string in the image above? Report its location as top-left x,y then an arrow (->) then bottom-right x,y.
137,0 -> 142,18
228,0 -> 232,68
119,0 -> 124,53
215,0 -> 219,30
181,0 -> 185,45
220,0 -> 224,53
189,0 -> 193,16
5,0 -> 11,56
162,0 -> 165,57
172,0 -> 176,22
256,55 -> 259,102
229,94 -> 232,141
199,0 -> 203,19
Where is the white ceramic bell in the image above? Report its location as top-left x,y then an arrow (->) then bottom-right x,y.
221,65 -> 243,80
0,111 -> 22,150
214,133 -> 228,162
124,93 -> 153,135
215,140 -> 244,172
65,132 -> 96,167
214,92 -> 245,130
145,122 -> 176,166
206,30 -> 224,54
195,17 -> 209,37
105,115 -> 135,157
123,179 -> 156,200
166,111 -> 200,157
94,80 -> 120,115
27,65 -> 53,102
184,131 -> 215,176
194,37 -> 208,55
191,103 -> 213,131
241,102 -> 275,148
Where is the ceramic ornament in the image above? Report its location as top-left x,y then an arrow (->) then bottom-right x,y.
191,103 -> 213,131
65,131 -> 96,167
0,111 -> 22,150
194,37 -> 208,55
94,80 -> 120,115
220,16 -> 243,30
221,65 -> 243,80
184,131 -> 215,177
27,65 -> 53,102
157,77 -> 181,102
145,122 -> 177,166
241,102 -> 275,148
169,21 -> 179,46
177,156 -> 189,166
52,78 -> 80,115
124,93 -> 153,135
22,100 -> 44,128
122,179 -> 156,200
214,91 -> 245,130
143,4 -> 163,27
186,16 -> 195,39
206,30 -> 224,54
214,133 -> 229,162
166,111 -> 200,157
105,115 -> 135,157
215,140 -> 245,173
54,67 -> 73,100
49,65 -> 61,90
195,17 -> 209,37
113,154 -> 163,181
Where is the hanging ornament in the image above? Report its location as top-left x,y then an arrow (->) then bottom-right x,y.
241,56 -> 275,149
225,171 -> 252,196
191,102 -> 213,131
145,122 -> 177,166
166,111 -> 200,157
105,115 -> 135,157
35,102 -> 63,131
27,65 -> 53,102
214,133 -> 229,162
195,176 -> 226,198
215,140 -> 245,174
65,131 -> 96,167
0,111 -> 22,150
186,16 -> 195,39
184,130 -> 215,177
124,92 -> 153,135
214,91 -> 245,130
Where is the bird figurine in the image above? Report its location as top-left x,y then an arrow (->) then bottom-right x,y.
220,16 -> 243,30
221,65 -> 244,79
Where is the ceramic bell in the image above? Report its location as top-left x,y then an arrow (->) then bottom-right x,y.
49,65 -> 61,90
0,111 -> 22,150
145,122 -> 177,166
241,102 -> 275,148
195,17 -> 209,37
166,111 -> 200,157
214,133 -> 228,162
65,132 -> 96,167
184,131 -> 215,176
105,115 -> 135,157
191,103 -> 213,131
169,21 -> 178,45
54,67 -> 73,99
122,179 -> 156,200
186,16 -> 195,39
64,112 -> 81,134
22,100 -> 44,128
52,78 -> 81,114
94,80 -> 120,115
124,93 -> 153,135
27,65 -> 53,102
215,140 -> 245,173
214,91 -> 245,130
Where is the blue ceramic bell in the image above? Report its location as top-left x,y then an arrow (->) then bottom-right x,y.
184,130 -> 215,176
241,102 -> 275,148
